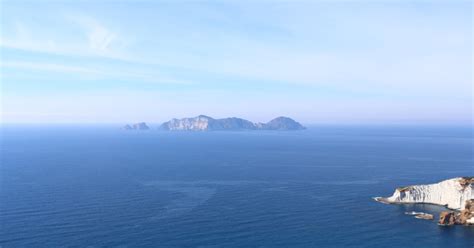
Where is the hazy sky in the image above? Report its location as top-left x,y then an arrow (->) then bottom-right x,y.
0,0 -> 472,124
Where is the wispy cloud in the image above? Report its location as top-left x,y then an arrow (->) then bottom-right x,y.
1,61 -> 99,74
0,14 -> 128,60
0,60 -> 193,85
68,14 -> 120,57
0,22 -> 62,54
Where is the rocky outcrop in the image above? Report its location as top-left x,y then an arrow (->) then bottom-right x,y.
436,200 -> 474,226
374,177 -> 474,226
415,213 -> 434,220
457,200 -> 474,225
438,211 -> 456,225
160,115 -> 305,131
404,211 -> 433,220
123,122 -> 150,130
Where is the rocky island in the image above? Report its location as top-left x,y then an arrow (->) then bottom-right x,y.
159,115 -> 305,131
123,122 -> 150,130
374,177 -> 474,226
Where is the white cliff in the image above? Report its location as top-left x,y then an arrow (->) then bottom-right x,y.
375,177 -> 474,225
375,177 -> 473,210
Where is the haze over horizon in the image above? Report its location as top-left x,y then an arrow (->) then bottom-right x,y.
0,1 -> 472,125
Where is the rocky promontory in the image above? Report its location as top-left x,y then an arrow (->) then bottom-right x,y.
160,115 -> 305,131
374,177 -> 474,226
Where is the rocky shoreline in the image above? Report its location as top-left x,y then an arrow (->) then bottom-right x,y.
374,177 -> 474,226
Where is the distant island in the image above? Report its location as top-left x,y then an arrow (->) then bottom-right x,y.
160,115 -> 305,131
374,177 -> 474,226
123,115 -> 305,131
123,122 -> 150,130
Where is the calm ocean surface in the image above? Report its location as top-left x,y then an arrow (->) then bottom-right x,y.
1,125 -> 473,247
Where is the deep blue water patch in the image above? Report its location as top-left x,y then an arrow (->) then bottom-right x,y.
1,125 -> 473,247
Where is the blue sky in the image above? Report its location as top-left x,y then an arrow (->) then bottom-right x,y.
0,0 -> 472,124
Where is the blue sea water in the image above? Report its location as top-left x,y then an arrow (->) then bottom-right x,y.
0,125 -> 473,247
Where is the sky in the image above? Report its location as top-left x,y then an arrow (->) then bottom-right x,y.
0,0 -> 472,124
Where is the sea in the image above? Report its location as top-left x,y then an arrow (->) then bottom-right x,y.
1,125 -> 473,247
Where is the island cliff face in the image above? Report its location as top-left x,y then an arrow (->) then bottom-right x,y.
160,115 -> 305,131
375,177 -> 474,226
